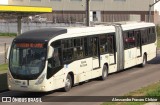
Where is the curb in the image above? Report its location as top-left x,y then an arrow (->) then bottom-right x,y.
0,89 -> 9,93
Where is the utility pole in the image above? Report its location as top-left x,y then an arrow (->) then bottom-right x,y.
17,16 -> 22,36
148,0 -> 160,22
86,0 -> 90,26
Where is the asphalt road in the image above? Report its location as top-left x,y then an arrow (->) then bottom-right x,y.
0,52 -> 160,105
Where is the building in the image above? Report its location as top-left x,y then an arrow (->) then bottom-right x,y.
1,0 -> 160,24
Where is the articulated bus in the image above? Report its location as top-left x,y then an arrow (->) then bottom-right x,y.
7,22 -> 157,92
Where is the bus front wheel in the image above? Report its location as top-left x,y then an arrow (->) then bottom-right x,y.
100,65 -> 108,80
63,74 -> 72,92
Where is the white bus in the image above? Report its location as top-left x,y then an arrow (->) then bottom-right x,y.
7,22 -> 157,92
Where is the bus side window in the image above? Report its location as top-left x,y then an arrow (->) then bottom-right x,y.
123,32 -> 128,49
48,40 -> 62,69
141,29 -> 148,45
88,38 -> 93,56
47,45 -> 62,79
84,37 -> 89,56
151,27 -> 156,43
63,48 -> 74,61
73,38 -> 84,59
62,39 -> 74,62
148,27 -> 156,43
107,34 -> 115,54
128,31 -> 135,48
134,30 -> 141,47
48,48 -> 61,68
124,31 -> 136,49
100,34 -> 108,54
92,37 -> 98,56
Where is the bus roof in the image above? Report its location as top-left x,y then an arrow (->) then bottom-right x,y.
14,28 -> 67,43
121,22 -> 155,30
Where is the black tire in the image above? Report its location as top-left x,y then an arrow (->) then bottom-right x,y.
140,54 -> 147,67
100,65 -> 108,80
63,74 -> 72,92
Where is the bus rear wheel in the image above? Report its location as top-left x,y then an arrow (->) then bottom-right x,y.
63,74 -> 72,92
100,65 -> 108,80
140,54 -> 147,67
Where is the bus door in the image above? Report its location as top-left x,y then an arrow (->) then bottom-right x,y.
135,30 -> 142,57
107,35 -> 116,65
135,30 -> 142,64
90,37 -> 100,70
123,31 -> 137,68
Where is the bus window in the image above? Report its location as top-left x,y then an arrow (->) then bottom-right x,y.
90,37 -> 99,57
63,39 -> 74,48
74,38 -> 83,47
151,27 -> 156,43
73,38 -> 84,59
100,34 -> 108,54
48,48 -> 61,68
128,31 -> 135,48
123,32 -> 128,49
148,27 -> 156,43
48,41 -> 62,69
134,30 -> 141,47
152,27 -> 155,34
52,40 -> 61,48
62,39 -> 74,62
84,37 -> 89,56
88,38 -> 94,56
141,29 -> 148,45
93,38 -> 98,56
107,35 -> 115,54
63,48 -> 74,61
9,42 -> 47,80
47,47 -> 62,79
124,31 -> 136,49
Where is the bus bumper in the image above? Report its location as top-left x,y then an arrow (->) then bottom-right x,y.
8,79 -> 55,92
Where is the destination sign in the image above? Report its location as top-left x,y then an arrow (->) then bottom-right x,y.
16,43 -> 44,48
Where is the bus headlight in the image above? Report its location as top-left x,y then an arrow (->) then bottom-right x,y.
35,74 -> 46,85
7,73 -> 13,83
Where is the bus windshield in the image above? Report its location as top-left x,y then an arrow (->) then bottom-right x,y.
9,42 -> 47,80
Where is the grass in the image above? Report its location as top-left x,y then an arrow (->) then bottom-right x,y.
102,81 -> 160,105
102,102 -> 145,105
0,64 -> 8,72
157,25 -> 160,37
158,37 -> 160,48
157,26 -> 160,48
0,33 -> 17,37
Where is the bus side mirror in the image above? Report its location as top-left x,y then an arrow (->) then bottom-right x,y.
6,46 -> 11,60
47,46 -> 54,59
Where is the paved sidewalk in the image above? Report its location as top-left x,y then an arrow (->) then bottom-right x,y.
0,70 -> 7,74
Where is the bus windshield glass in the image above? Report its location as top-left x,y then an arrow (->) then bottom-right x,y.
9,42 -> 47,79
